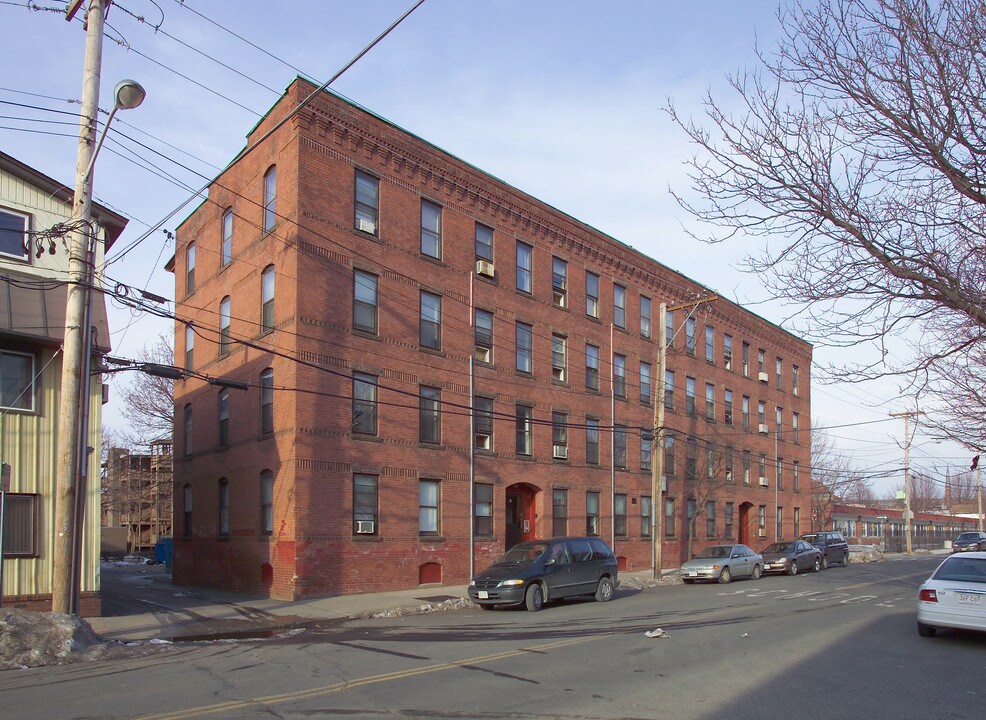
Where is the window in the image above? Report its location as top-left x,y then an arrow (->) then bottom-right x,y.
758,401 -> 766,428
687,499 -> 697,538
776,456 -> 783,490
686,437 -> 698,480
792,365 -> 800,396
725,502 -> 734,538
552,257 -> 567,307
183,404 -> 192,457
419,386 -> 441,444
352,372 -> 377,435
586,344 -> 600,390
743,449 -> 751,484
260,368 -> 274,434
776,506 -> 784,540
613,354 -> 627,398
685,376 -> 696,415
182,484 -> 192,537
474,395 -> 493,450
516,241 -> 532,293
758,505 -> 767,534
665,310 -> 675,349
665,498 -> 676,538
218,479 -> 229,537
640,295 -> 652,338
742,396 -> 750,431
641,495 -> 652,538
706,501 -> 716,538
586,418 -> 600,464
217,296 -> 231,357
354,270 -> 378,334
1,494 -> 37,556
705,383 -> 715,420
725,446 -> 734,483
724,334 -> 733,370
551,334 -> 567,381
586,491 -> 600,536
221,208 -> 233,266
706,441 -> 716,479
420,291 -> 442,350
724,389 -> 733,425
515,404 -> 533,456
775,406 -> 783,441
0,208 -> 29,261
475,223 -> 493,261
641,430 -> 652,471
261,265 -> 275,334
585,270 -> 599,318
685,317 -> 696,355
614,284 -> 626,329
793,461 -> 800,492
421,199 -> 442,259
0,350 -> 33,411
757,348 -> 766,376
775,357 -> 783,389
664,370 -> 675,410
260,470 -> 274,535
552,411 -> 568,457
354,474 -> 378,534
419,480 -> 440,536
705,325 -> 714,362
263,166 -> 276,232
614,425 -> 627,469
640,361 -> 652,402
664,434 -> 676,476
552,489 -> 568,537
516,321 -> 533,373
742,342 -> 750,376
184,325 -> 194,370
615,494 -> 628,536
793,507 -> 801,537
185,242 -> 196,295
218,389 -> 230,448
355,170 -> 379,234
759,453 -> 767,483
474,308 -> 494,363
792,413 -> 800,443
475,483 -> 493,536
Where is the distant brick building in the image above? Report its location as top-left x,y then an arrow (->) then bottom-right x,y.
169,78 -> 813,600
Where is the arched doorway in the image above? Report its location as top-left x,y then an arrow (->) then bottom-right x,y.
505,483 -> 538,548
738,502 -> 754,546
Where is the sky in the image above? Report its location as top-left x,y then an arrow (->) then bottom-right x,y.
0,0 -> 973,496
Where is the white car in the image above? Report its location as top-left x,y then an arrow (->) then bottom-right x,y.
916,551 -> 986,637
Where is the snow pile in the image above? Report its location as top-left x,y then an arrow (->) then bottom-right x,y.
0,609 -> 101,670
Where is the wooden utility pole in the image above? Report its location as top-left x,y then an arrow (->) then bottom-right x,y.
890,410 -> 924,557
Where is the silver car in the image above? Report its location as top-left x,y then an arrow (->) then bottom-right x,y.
917,552 -> 986,637
680,544 -> 763,584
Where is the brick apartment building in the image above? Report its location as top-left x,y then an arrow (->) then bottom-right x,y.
169,77 -> 812,600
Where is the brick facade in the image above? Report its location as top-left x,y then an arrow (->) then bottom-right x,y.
171,78 -> 813,600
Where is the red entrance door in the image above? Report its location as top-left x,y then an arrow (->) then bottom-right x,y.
505,485 -> 536,548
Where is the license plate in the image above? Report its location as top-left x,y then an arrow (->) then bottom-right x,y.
478,591 -> 489,599
688,571 -> 697,577
957,593 -> 982,605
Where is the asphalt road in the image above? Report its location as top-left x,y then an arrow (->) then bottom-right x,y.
2,556 -> 984,720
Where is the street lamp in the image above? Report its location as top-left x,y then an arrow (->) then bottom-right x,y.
51,66 -> 146,613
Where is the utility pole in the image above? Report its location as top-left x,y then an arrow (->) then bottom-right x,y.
651,295 -> 716,577
890,410 -> 923,557
53,0 -> 107,614
973,455 -> 982,532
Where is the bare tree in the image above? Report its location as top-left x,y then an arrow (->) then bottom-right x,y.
668,0 -> 986,445
112,334 -> 175,449
945,469 -> 980,505
681,435 -> 740,560
811,426 -> 874,527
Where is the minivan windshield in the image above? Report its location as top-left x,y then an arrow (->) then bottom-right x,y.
495,542 -> 550,565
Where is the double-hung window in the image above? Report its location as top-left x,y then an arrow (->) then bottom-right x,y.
586,418 -> 600,464
421,200 -> 442,259
352,373 -> 378,435
1,494 -> 38,556
260,470 -> 274,535
419,480 -> 440,536
724,389 -> 733,425
614,494 -> 628,536
552,489 -> 568,537
586,492 -> 600,536
585,271 -> 599,318
218,479 -> 230,537
474,395 -> 494,450
640,361 -> 652,402
705,325 -> 714,362
614,285 -> 626,329
185,242 -> 196,296
585,344 -> 600,390
261,265 -> 275,334
420,291 -> 441,350
218,389 -> 229,448
664,370 -> 675,410
221,209 -> 233,266
552,411 -> 568,458
516,241 -> 532,293
685,377 -> 696,415
475,483 -> 493,536
475,223 -> 493,261
551,334 -> 567,381
0,350 -> 34,411
614,425 -> 627,469
475,309 -> 493,363
354,474 -> 378,534
613,354 -> 626,398
419,386 -> 441,444
640,296 -> 652,338
705,383 -> 715,420
515,404 -> 533,455
515,322 -> 533,373
552,257 -> 567,307
260,368 -> 274,434
353,270 -> 378,334
685,317 -> 696,355
263,166 -> 276,232
355,170 -> 379,234
219,296 -> 231,356
0,208 -> 29,261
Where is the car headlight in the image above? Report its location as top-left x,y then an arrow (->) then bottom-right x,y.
469,579 -> 476,587
499,579 -> 525,587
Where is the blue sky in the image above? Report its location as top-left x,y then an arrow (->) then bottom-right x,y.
0,0 -> 967,494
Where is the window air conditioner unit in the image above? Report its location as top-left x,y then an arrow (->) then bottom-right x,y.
358,218 -> 376,234
758,423 -> 769,435
759,476 -> 768,487
758,528 -> 767,537
553,445 -> 568,459
476,260 -> 495,278
758,371 -> 769,383
355,520 -> 375,534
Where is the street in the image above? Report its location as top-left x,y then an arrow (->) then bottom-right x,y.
1,556 -> 983,720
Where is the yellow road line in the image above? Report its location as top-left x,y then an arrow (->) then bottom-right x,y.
136,635 -> 599,720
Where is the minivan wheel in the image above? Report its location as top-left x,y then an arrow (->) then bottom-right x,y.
595,576 -> 614,602
525,583 -> 544,612
842,553 -> 850,567
820,555 -> 828,570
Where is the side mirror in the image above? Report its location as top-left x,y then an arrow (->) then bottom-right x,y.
545,557 -> 556,566
731,553 -> 740,559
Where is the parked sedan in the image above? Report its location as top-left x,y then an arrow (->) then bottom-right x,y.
680,544 -> 763,584
761,540 -> 822,575
950,531 -> 986,553
917,551 -> 986,637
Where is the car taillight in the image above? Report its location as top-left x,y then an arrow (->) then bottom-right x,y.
919,588 -> 938,603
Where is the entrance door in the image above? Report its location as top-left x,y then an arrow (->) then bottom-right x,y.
738,502 -> 753,546
505,485 -> 536,548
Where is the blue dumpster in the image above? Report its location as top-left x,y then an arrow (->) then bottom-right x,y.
155,537 -> 174,567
